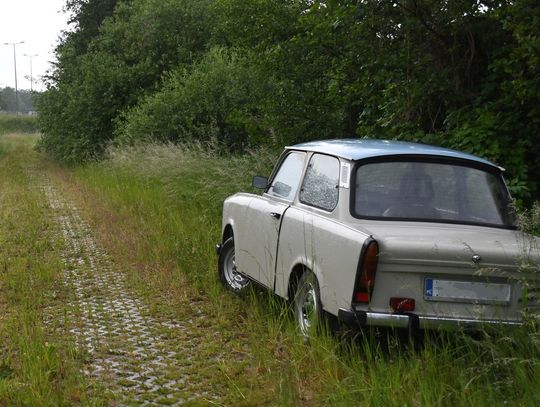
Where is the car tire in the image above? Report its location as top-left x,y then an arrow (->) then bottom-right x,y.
218,237 -> 251,295
294,271 -> 323,339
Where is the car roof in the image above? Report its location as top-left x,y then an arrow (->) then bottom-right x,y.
287,139 -> 501,170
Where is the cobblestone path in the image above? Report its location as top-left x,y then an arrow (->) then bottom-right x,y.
39,176 -> 221,405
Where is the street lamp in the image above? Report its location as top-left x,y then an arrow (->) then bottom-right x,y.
3,41 -> 25,114
24,53 -> 38,93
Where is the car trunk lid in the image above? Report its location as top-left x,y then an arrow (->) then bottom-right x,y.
357,221 -> 536,273
350,220 -> 540,320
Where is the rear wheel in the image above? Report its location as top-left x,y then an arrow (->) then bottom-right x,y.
295,271 -> 323,338
218,237 -> 251,294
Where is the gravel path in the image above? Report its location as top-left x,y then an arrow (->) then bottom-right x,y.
39,176 -> 221,405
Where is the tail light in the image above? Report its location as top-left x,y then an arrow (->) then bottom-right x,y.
353,240 -> 379,303
390,297 -> 415,312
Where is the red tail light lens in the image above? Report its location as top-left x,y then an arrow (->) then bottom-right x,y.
389,297 -> 415,312
354,292 -> 369,303
353,241 -> 379,303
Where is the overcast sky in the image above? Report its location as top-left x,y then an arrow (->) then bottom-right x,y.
0,0 -> 69,91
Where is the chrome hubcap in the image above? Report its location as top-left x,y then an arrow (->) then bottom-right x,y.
223,246 -> 249,290
298,282 -> 317,336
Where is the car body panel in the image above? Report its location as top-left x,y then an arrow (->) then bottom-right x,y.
348,220 -> 526,270
274,205 -> 370,316
222,193 -> 289,288
347,221 -> 539,323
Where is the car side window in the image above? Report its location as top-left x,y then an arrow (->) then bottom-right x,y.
267,152 -> 305,201
300,154 -> 340,211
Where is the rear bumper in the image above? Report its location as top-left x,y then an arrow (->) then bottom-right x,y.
337,308 -> 522,331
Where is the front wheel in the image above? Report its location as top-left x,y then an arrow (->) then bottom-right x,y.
294,271 -> 323,339
218,237 -> 251,294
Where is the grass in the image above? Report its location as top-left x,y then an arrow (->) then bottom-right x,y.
1,132 -> 539,405
60,141 -> 540,406
0,133 -> 91,405
0,114 -> 39,136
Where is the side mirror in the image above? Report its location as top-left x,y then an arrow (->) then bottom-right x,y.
252,176 -> 268,189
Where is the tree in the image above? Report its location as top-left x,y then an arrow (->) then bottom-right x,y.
116,47 -> 271,148
39,0 -> 214,162
0,87 -> 16,112
37,0 -> 540,202
0,87 -> 37,112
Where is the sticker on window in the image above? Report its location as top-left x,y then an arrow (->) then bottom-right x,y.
339,162 -> 351,189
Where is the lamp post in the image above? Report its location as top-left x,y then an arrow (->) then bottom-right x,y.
24,53 -> 38,93
3,41 -> 25,114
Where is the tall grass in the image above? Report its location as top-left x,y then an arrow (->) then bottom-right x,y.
90,141 -> 277,291
69,142 -> 540,405
0,135 -> 90,405
0,114 -> 39,135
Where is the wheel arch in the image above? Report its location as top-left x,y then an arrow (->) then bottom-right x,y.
222,223 -> 234,243
287,263 -> 312,302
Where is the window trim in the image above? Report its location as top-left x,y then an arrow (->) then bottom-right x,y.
299,153 -> 341,212
349,155 -> 517,230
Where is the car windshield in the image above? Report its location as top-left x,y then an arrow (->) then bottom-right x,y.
353,160 -> 516,227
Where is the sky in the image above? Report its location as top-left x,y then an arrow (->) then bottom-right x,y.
0,0 -> 70,91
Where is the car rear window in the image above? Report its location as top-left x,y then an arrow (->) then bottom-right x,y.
353,160 -> 516,227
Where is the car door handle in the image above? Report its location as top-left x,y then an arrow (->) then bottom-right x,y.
269,212 -> 281,220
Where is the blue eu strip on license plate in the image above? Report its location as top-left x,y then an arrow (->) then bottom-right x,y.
425,278 -> 434,298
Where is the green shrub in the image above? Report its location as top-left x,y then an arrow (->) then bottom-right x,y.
38,0 -> 540,202
116,47 -> 273,149
37,0 -> 214,163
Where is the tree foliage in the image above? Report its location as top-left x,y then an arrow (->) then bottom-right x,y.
38,0 -> 212,162
0,88 -> 37,112
116,48 -> 271,148
38,0 -> 540,202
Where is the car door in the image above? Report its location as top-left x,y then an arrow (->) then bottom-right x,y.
274,154 -> 370,316
236,151 -> 306,289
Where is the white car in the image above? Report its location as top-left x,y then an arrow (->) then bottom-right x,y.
217,139 -> 539,336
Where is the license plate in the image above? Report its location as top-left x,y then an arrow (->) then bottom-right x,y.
424,278 -> 511,305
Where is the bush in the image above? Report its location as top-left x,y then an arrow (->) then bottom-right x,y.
37,0 -> 540,203
116,48 -> 273,149
37,0 -> 214,163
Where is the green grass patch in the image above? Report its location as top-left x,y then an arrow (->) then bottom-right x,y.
0,114 -> 39,136
0,134 -> 93,405
63,142 -> 540,406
